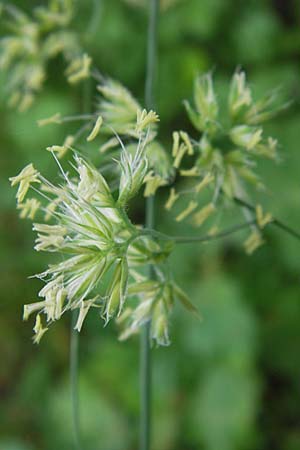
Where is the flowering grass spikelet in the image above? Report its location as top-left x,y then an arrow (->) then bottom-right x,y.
10,163 -> 40,203
256,204 -> 273,228
230,125 -> 263,151
166,69 -> 284,234
184,72 -> 218,134
17,198 -> 40,220
136,109 -> 159,133
229,70 -> 252,117
33,315 -> 48,344
176,200 -> 198,222
10,132 -> 192,346
165,188 -> 179,211
193,203 -> 216,227
9,69 -> 286,350
66,53 -> 92,84
97,77 -> 143,137
86,115 -> 103,142
244,230 -> 264,255
0,1 -> 88,110
143,171 -> 168,197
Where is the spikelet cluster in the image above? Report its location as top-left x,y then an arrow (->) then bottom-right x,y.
166,70 -> 281,251
38,75 -> 175,195
10,114 -> 195,345
0,0 -> 91,111
95,76 -> 175,196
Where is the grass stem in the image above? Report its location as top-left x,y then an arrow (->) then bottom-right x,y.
70,312 -> 81,450
140,1 -> 159,450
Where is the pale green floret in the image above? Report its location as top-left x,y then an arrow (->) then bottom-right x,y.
244,230 -> 264,255
33,314 -> 48,344
9,163 -> 40,203
0,1 -> 86,110
36,275 -> 65,322
66,53 -> 92,84
194,73 -> 218,120
151,300 -> 170,346
23,301 -> 46,321
86,115 -> 103,141
33,223 -> 67,251
118,274 -> 197,347
38,113 -> 62,127
118,280 -> 163,342
97,77 -> 142,137
179,131 -> 194,155
184,72 -> 219,134
118,139 -> 149,206
168,70 -> 282,228
143,171 -> 168,197
228,71 -> 252,117
229,125 -> 263,150
136,109 -> 159,133
74,296 -> 101,332
104,257 -> 128,324
96,77 -> 159,141
75,155 -> 114,206
17,198 -> 40,220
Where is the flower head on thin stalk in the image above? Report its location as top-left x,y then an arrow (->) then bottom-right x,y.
166,70 -> 284,252
10,114 -> 194,345
117,267 -> 199,346
0,0 -> 91,111
39,75 -> 174,194
95,76 -> 174,194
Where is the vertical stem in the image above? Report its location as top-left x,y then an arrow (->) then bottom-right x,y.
145,0 -> 159,111
140,1 -> 159,450
70,311 -> 81,450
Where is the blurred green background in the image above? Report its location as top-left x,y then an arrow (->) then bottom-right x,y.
1,0 -> 300,449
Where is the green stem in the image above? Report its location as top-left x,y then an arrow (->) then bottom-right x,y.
140,1 -> 159,450
232,195 -> 300,241
145,0 -> 159,111
173,220 -> 256,244
85,0 -> 103,43
139,220 -> 254,244
70,311 -> 81,450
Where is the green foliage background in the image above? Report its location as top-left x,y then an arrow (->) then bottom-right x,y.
1,0 -> 300,449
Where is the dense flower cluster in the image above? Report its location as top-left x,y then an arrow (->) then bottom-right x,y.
10,113 -> 195,345
165,71 -> 281,253
38,75 -> 175,196
0,0 -> 90,111
10,70 -> 282,344
95,76 -> 175,196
